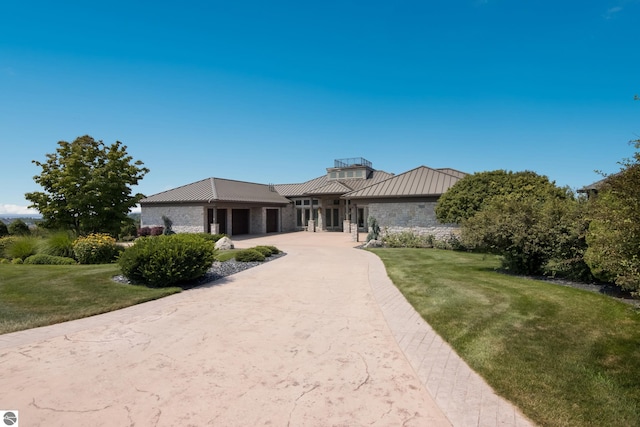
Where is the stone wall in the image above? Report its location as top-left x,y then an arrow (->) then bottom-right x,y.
281,205 -> 296,232
141,205 -> 205,234
368,201 -> 459,240
250,207 -> 263,234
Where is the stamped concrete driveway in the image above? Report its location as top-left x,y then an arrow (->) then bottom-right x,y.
0,232 -> 451,426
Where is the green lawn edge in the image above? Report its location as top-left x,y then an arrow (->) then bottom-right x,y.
369,248 -> 640,427
0,264 -> 181,335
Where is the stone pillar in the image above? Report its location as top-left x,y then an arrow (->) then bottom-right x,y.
307,219 -> 315,232
351,223 -> 359,242
343,219 -> 351,234
210,223 -> 219,234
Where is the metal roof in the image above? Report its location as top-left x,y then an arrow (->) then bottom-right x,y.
342,166 -> 467,199
140,177 -> 291,205
274,170 -> 394,197
436,168 -> 468,179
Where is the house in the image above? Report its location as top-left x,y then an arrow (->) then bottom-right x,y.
139,158 -> 466,240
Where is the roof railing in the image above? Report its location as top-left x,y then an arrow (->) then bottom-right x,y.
334,157 -> 372,168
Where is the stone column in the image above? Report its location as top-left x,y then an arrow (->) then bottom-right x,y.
307,219 -> 315,232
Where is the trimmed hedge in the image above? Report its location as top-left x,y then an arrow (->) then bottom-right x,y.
235,249 -> 265,262
118,234 -> 216,287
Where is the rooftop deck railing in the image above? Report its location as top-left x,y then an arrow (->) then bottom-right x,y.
334,157 -> 372,168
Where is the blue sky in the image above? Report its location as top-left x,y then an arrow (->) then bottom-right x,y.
1,0 -> 638,214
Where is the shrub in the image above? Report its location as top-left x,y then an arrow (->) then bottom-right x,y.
40,231 -> 75,258
383,231 -> 434,248
235,249 -> 265,262
251,246 -> 281,257
137,226 -> 163,237
5,236 -> 39,260
0,237 -> 17,258
24,254 -> 77,265
73,233 -> 119,264
260,245 -> 281,255
11,258 -> 23,264
0,222 -> 8,237
150,226 -> 164,236
119,220 -> 138,240
118,234 -> 216,287
8,219 -> 30,236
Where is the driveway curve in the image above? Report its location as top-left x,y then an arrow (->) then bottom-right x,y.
0,232 -> 532,426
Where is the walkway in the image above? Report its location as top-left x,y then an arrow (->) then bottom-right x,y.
0,232 -> 534,426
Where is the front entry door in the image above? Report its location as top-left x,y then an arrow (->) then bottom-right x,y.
324,208 -> 341,230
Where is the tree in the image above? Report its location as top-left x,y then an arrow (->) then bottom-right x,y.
0,221 -> 9,237
26,135 -> 149,236
436,170 -> 569,224
8,219 -> 30,236
584,140 -> 640,293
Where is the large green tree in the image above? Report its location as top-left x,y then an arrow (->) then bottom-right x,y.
26,135 -> 149,236
436,170 -> 568,224
584,141 -> 640,293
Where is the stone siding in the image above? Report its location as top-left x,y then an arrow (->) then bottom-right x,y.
281,205 -> 296,232
141,205 -> 205,234
368,201 -> 459,240
250,207 -> 263,234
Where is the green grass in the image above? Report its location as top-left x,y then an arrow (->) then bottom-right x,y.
0,264 -> 181,335
370,248 -> 640,427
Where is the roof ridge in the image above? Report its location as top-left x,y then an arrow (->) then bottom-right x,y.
209,177 -> 218,201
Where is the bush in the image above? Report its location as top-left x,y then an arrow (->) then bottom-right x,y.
24,254 -> 77,265
73,233 -> 119,264
40,231 -> 75,258
8,219 -> 30,236
4,236 -> 39,260
11,258 -> 23,264
260,245 -> 281,255
235,249 -> 266,262
251,246 -> 282,257
118,234 -> 216,287
383,231 -> 434,248
0,237 -> 16,258
119,220 -> 138,241
0,222 -> 8,237
137,226 -> 163,237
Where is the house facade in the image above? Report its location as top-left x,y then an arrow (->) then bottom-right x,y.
139,158 -> 466,240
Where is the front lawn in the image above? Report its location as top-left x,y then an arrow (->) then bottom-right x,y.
0,264 -> 181,335
370,248 -> 640,427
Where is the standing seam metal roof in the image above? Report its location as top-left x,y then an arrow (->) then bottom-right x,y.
342,166 -> 466,199
140,177 -> 290,204
273,170 -> 395,197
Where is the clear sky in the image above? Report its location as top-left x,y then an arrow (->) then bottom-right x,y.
1,0 -> 638,215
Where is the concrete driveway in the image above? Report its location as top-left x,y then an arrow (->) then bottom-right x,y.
0,232 -> 533,426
